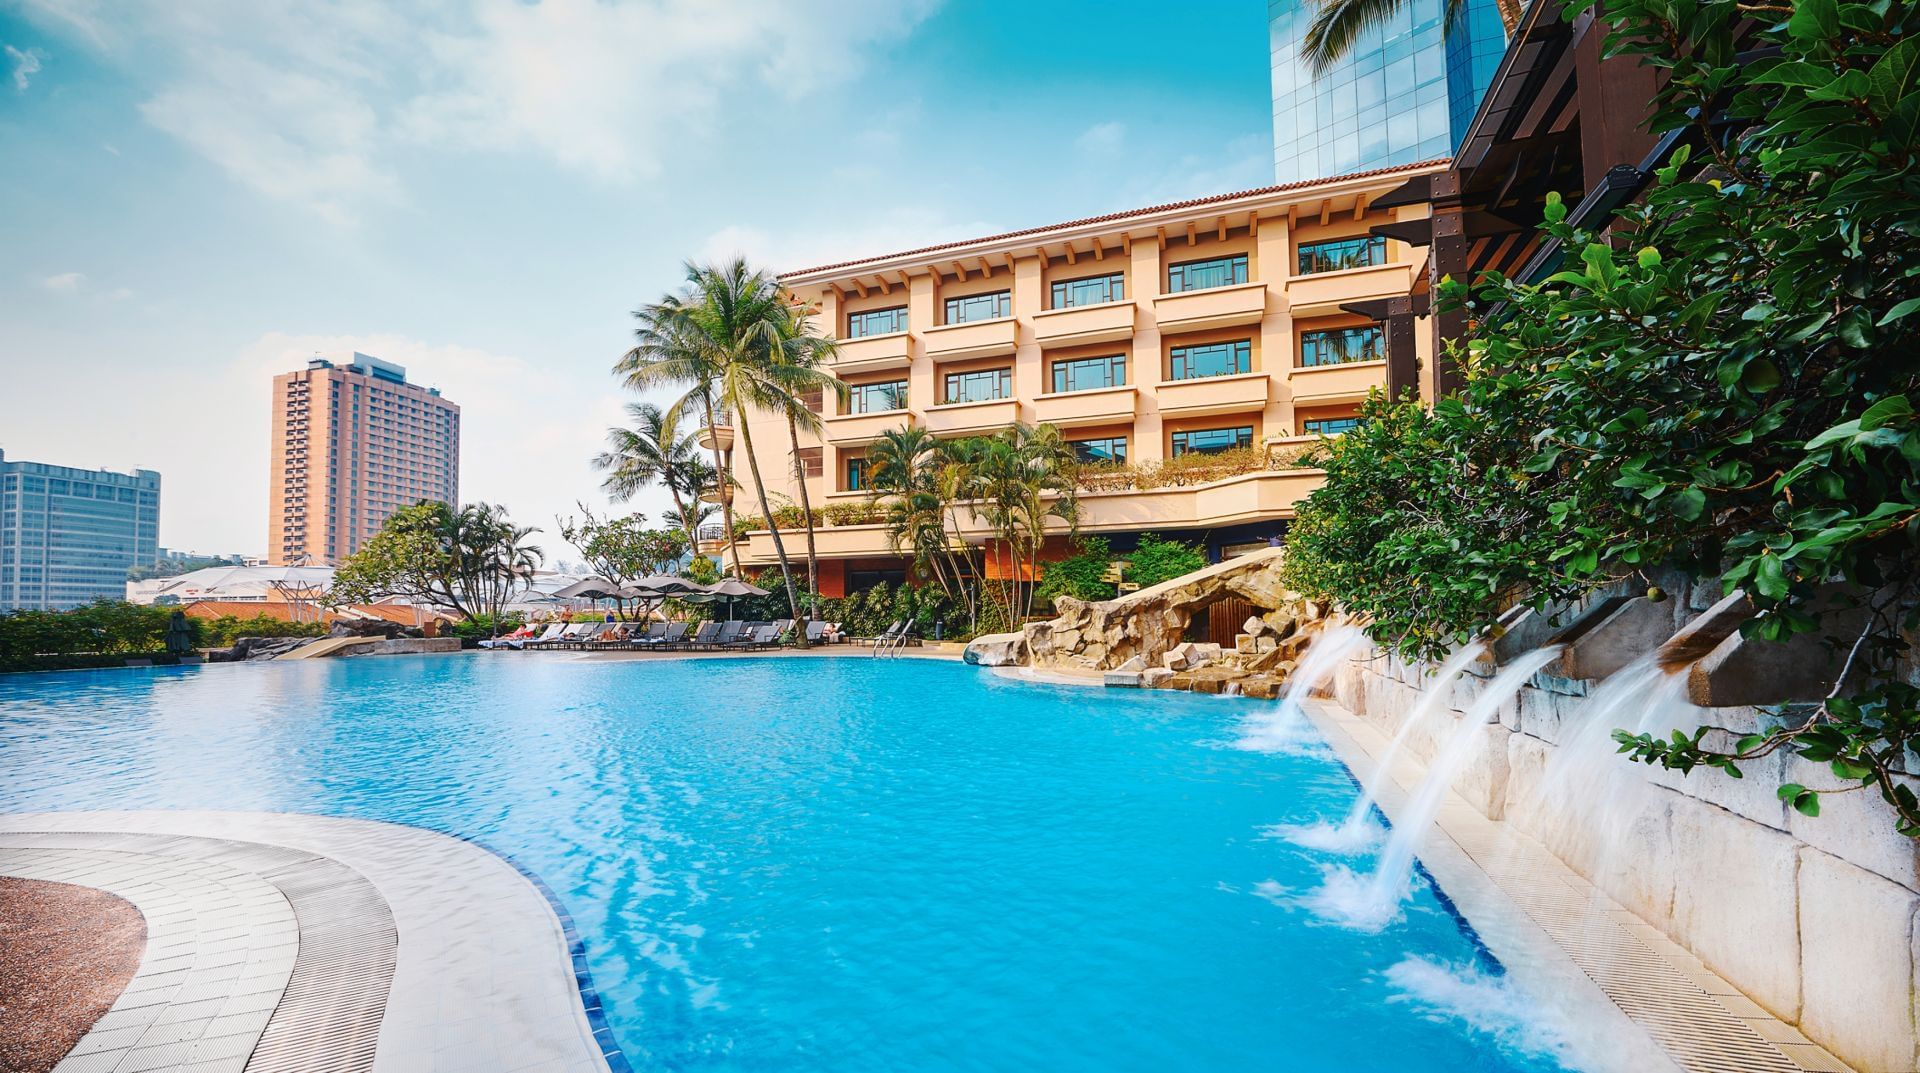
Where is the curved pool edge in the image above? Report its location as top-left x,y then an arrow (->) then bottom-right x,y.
0,810 -> 628,1073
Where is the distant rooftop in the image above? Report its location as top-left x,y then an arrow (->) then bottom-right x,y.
303,352 -> 444,396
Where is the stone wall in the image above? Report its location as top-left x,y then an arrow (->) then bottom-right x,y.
1330,646 -> 1920,1073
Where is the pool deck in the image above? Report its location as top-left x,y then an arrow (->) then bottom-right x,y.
0,812 -> 617,1073
1300,697 -> 1855,1073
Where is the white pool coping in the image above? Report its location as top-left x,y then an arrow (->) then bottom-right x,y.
0,812 -> 617,1073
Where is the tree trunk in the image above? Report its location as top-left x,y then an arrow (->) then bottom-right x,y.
733,410 -> 803,626
702,394 -> 744,577
785,408 -> 817,648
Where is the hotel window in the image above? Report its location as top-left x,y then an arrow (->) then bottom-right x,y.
1169,339 -> 1252,380
800,387 -> 823,414
1303,416 -> 1363,436
1167,254 -> 1249,293
943,367 -> 1012,404
797,447 -> 823,479
847,380 -> 908,414
944,290 -> 1011,325
1297,235 -> 1387,275
1051,354 -> 1126,393
1300,325 -> 1383,367
847,305 -> 909,338
1051,273 -> 1125,309
1170,426 -> 1254,456
845,457 -> 869,491
1069,436 -> 1128,464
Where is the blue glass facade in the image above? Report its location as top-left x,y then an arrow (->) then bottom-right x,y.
1269,0 -> 1505,182
0,449 -> 161,610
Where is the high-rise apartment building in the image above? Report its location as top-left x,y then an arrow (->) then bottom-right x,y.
1269,0 -> 1505,182
268,354 -> 460,565
0,448 -> 161,610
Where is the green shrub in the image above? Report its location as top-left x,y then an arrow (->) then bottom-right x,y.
194,614 -> 329,649
1034,537 -> 1118,607
1125,534 -> 1206,590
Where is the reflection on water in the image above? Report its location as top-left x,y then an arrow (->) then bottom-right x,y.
1,655 -> 1576,1073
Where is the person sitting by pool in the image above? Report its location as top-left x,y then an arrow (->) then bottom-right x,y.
822,621 -> 845,643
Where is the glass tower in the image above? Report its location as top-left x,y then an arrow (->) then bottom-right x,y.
0,449 -> 161,610
1269,0 -> 1506,182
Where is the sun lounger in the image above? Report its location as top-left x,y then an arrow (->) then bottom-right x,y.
709,621 -> 746,648
628,623 -> 668,647
560,623 -> 610,649
804,620 -> 828,644
730,623 -> 780,649
521,623 -> 578,650
637,622 -> 686,648
680,621 -> 722,650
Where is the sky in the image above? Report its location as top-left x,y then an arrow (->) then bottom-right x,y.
0,0 -> 1275,560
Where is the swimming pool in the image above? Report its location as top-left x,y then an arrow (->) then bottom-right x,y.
0,655 -> 1585,1072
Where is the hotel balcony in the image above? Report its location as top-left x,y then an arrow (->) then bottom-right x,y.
1155,371 -> 1272,418
696,409 -> 735,452
1288,359 -> 1388,407
824,408 -> 914,445
730,467 -> 1327,567
1031,385 -> 1138,430
1151,281 -> 1268,334
923,317 -> 1018,360
1032,302 -> 1136,348
831,331 -> 913,375
922,397 -> 1020,436
1284,262 -> 1413,318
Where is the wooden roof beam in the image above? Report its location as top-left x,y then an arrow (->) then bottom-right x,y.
1065,243 -> 1077,265
1319,199 -> 1332,226
976,256 -> 994,278
1216,216 -> 1227,242
1156,226 -> 1168,251
852,278 -> 868,298
951,260 -> 969,281
1354,193 -> 1371,221
1185,221 -> 1197,245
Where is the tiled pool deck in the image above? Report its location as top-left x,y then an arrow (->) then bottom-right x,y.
0,813 -> 616,1073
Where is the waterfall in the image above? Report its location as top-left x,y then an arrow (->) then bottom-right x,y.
1231,622 -> 1370,755
1307,646 -> 1563,930
1283,640 -> 1488,854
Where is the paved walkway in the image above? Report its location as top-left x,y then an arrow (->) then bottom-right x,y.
0,813 -> 617,1073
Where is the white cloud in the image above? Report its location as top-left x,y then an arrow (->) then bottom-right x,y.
1074,120 -> 1125,155
5,44 -> 42,91
17,0 -> 938,218
42,270 -> 83,292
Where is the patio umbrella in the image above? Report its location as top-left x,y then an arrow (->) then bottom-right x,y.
623,575 -> 704,598
702,577 -> 768,621
550,577 -> 624,600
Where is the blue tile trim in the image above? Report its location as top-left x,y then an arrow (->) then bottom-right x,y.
413,826 -> 638,1073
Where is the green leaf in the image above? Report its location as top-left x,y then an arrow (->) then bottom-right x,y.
1777,782 -> 1807,801
1859,395 -> 1913,431
1793,791 -> 1822,818
1788,0 -> 1838,40
1878,296 -> 1920,326
1742,359 -> 1783,392
1671,486 -> 1707,521
1868,37 -> 1920,112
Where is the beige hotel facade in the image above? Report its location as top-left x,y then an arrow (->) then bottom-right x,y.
713,160 -> 1444,597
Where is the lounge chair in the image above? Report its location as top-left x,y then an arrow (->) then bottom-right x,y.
730,623 -> 780,649
680,621 -> 722,650
637,622 -> 686,648
803,620 -> 829,644
627,623 -> 668,647
709,621 -> 746,648
561,623 -> 611,649
524,623 -> 583,650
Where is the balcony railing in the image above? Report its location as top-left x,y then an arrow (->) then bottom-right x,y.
1152,280 -> 1268,333
1032,301 -> 1136,347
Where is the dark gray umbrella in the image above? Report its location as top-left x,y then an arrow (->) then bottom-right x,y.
551,577 -> 624,600
701,577 -> 768,620
623,576 -> 704,598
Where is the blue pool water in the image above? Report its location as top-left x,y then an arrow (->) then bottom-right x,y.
0,655 -> 1580,1072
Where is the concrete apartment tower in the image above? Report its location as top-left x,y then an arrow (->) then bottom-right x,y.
0,448 -> 161,610
1268,0 -> 1505,182
268,354 -> 460,565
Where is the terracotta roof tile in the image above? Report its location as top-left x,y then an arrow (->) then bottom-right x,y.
780,158 -> 1448,279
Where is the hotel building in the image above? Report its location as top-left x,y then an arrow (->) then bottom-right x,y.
711,161 -> 1444,597
0,448 -> 161,611
268,354 -> 460,565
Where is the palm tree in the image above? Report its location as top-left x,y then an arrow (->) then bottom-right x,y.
592,400 -> 713,541
961,424 -> 1079,623
867,426 -> 970,619
1302,0 -> 1517,75
618,291 -> 747,578
619,258 -> 808,625
763,304 -> 847,621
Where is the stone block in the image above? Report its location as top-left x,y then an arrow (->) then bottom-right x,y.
1235,635 -> 1256,654
1798,848 -> 1920,1073
1254,636 -> 1278,652
1668,793 -> 1802,1019
1559,596 -> 1684,681
1103,671 -> 1142,688
1243,615 -> 1269,637
1783,754 -> 1920,892
1140,668 -> 1173,688
1114,655 -> 1146,673
1453,723 -> 1513,820
963,632 -> 1028,666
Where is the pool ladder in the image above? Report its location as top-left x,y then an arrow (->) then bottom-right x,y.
872,621 -> 910,658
